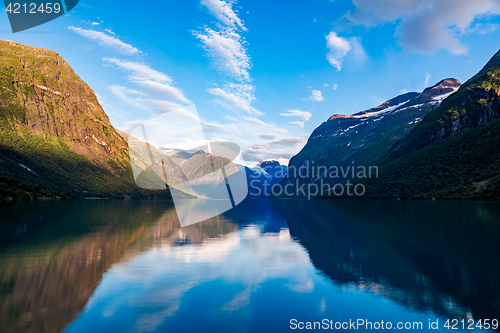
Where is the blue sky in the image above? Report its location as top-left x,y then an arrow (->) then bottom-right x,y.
1,0 -> 500,165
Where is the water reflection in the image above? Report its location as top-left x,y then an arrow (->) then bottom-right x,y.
0,200 -> 177,333
275,200 -> 500,321
0,199 -> 499,332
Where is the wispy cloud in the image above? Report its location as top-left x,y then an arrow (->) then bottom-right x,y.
424,72 -> 431,88
326,31 -> 351,71
201,0 -> 246,30
137,98 -> 184,113
472,23 -> 499,34
193,27 -> 251,81
332,84 -> 338,90
208,83 -> 261,116
195,0 -> 260,117
304,90 -> 324,102
259,134 -> 279,140
350,37 -> 368,66
103,58 -> 190,104
243,136 -> 308,162
288,121 -> 305,128
280,109 -> 312,121
244,117 -> 268,126
68,27 -> 139,55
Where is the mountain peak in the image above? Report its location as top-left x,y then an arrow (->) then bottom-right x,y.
257,159 -> 282,168
421,78 -> 461,94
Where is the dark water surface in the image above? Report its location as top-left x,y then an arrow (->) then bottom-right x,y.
1,199 -> 499,332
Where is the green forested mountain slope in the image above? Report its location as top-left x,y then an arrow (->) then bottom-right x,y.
278,79 -> 460,197
0,39 -> 192,200
385,49 -> 500,162
328,48 -> 500,200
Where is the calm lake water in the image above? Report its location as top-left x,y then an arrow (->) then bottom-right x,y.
1,199 -> 499,332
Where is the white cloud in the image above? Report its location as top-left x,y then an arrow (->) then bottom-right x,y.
279,110 -> 312,121
138,98 -> 183,113
350,37 -> 368,66
323,83 -> 329,87
473,23 -> 499,34
259,134 -> 279,140
326,31 -> 351,71
424,72 -> 431,88
288,121 -> 305,128
304,90 -> 324,102
91,22 -> 100,26
332,84 -> 338,90
208,83 -> 262,116
103,58 -> 190,104
243,136 -> 308,162
244,117 -> 268,126
68,27 -> 139,55
109,85 -> 146,109
346,0 -> 500,55
193,27 -> 251,81
105,29 -> 115,35
109,85 -> 185,117
269,137 -> 307,148
195,0 -> 260,120
200,0 -> 246,30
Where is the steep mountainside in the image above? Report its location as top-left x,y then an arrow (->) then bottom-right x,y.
385,50 -> 500,162
349,48 -> 500,200
0,39 -> 191,200
280,79 -> 460,195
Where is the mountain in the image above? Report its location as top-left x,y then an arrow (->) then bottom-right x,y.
180,152 -> 246,198
256,160 -> 287,191
175,151 -> 287,197
116,131 -> 197,197
246,159 -> 287,196
160,148 -> 205,166
0,39 -> 193,200
348,48 -> 500,200
279,78 -> 461,196
385,52 -> 500,161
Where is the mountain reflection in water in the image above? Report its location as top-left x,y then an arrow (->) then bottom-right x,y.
0,199 -> 498,333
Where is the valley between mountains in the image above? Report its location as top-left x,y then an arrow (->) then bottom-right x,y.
1,38 -> 499,201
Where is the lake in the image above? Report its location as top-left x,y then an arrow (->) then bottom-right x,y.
1,199 -> 499,332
